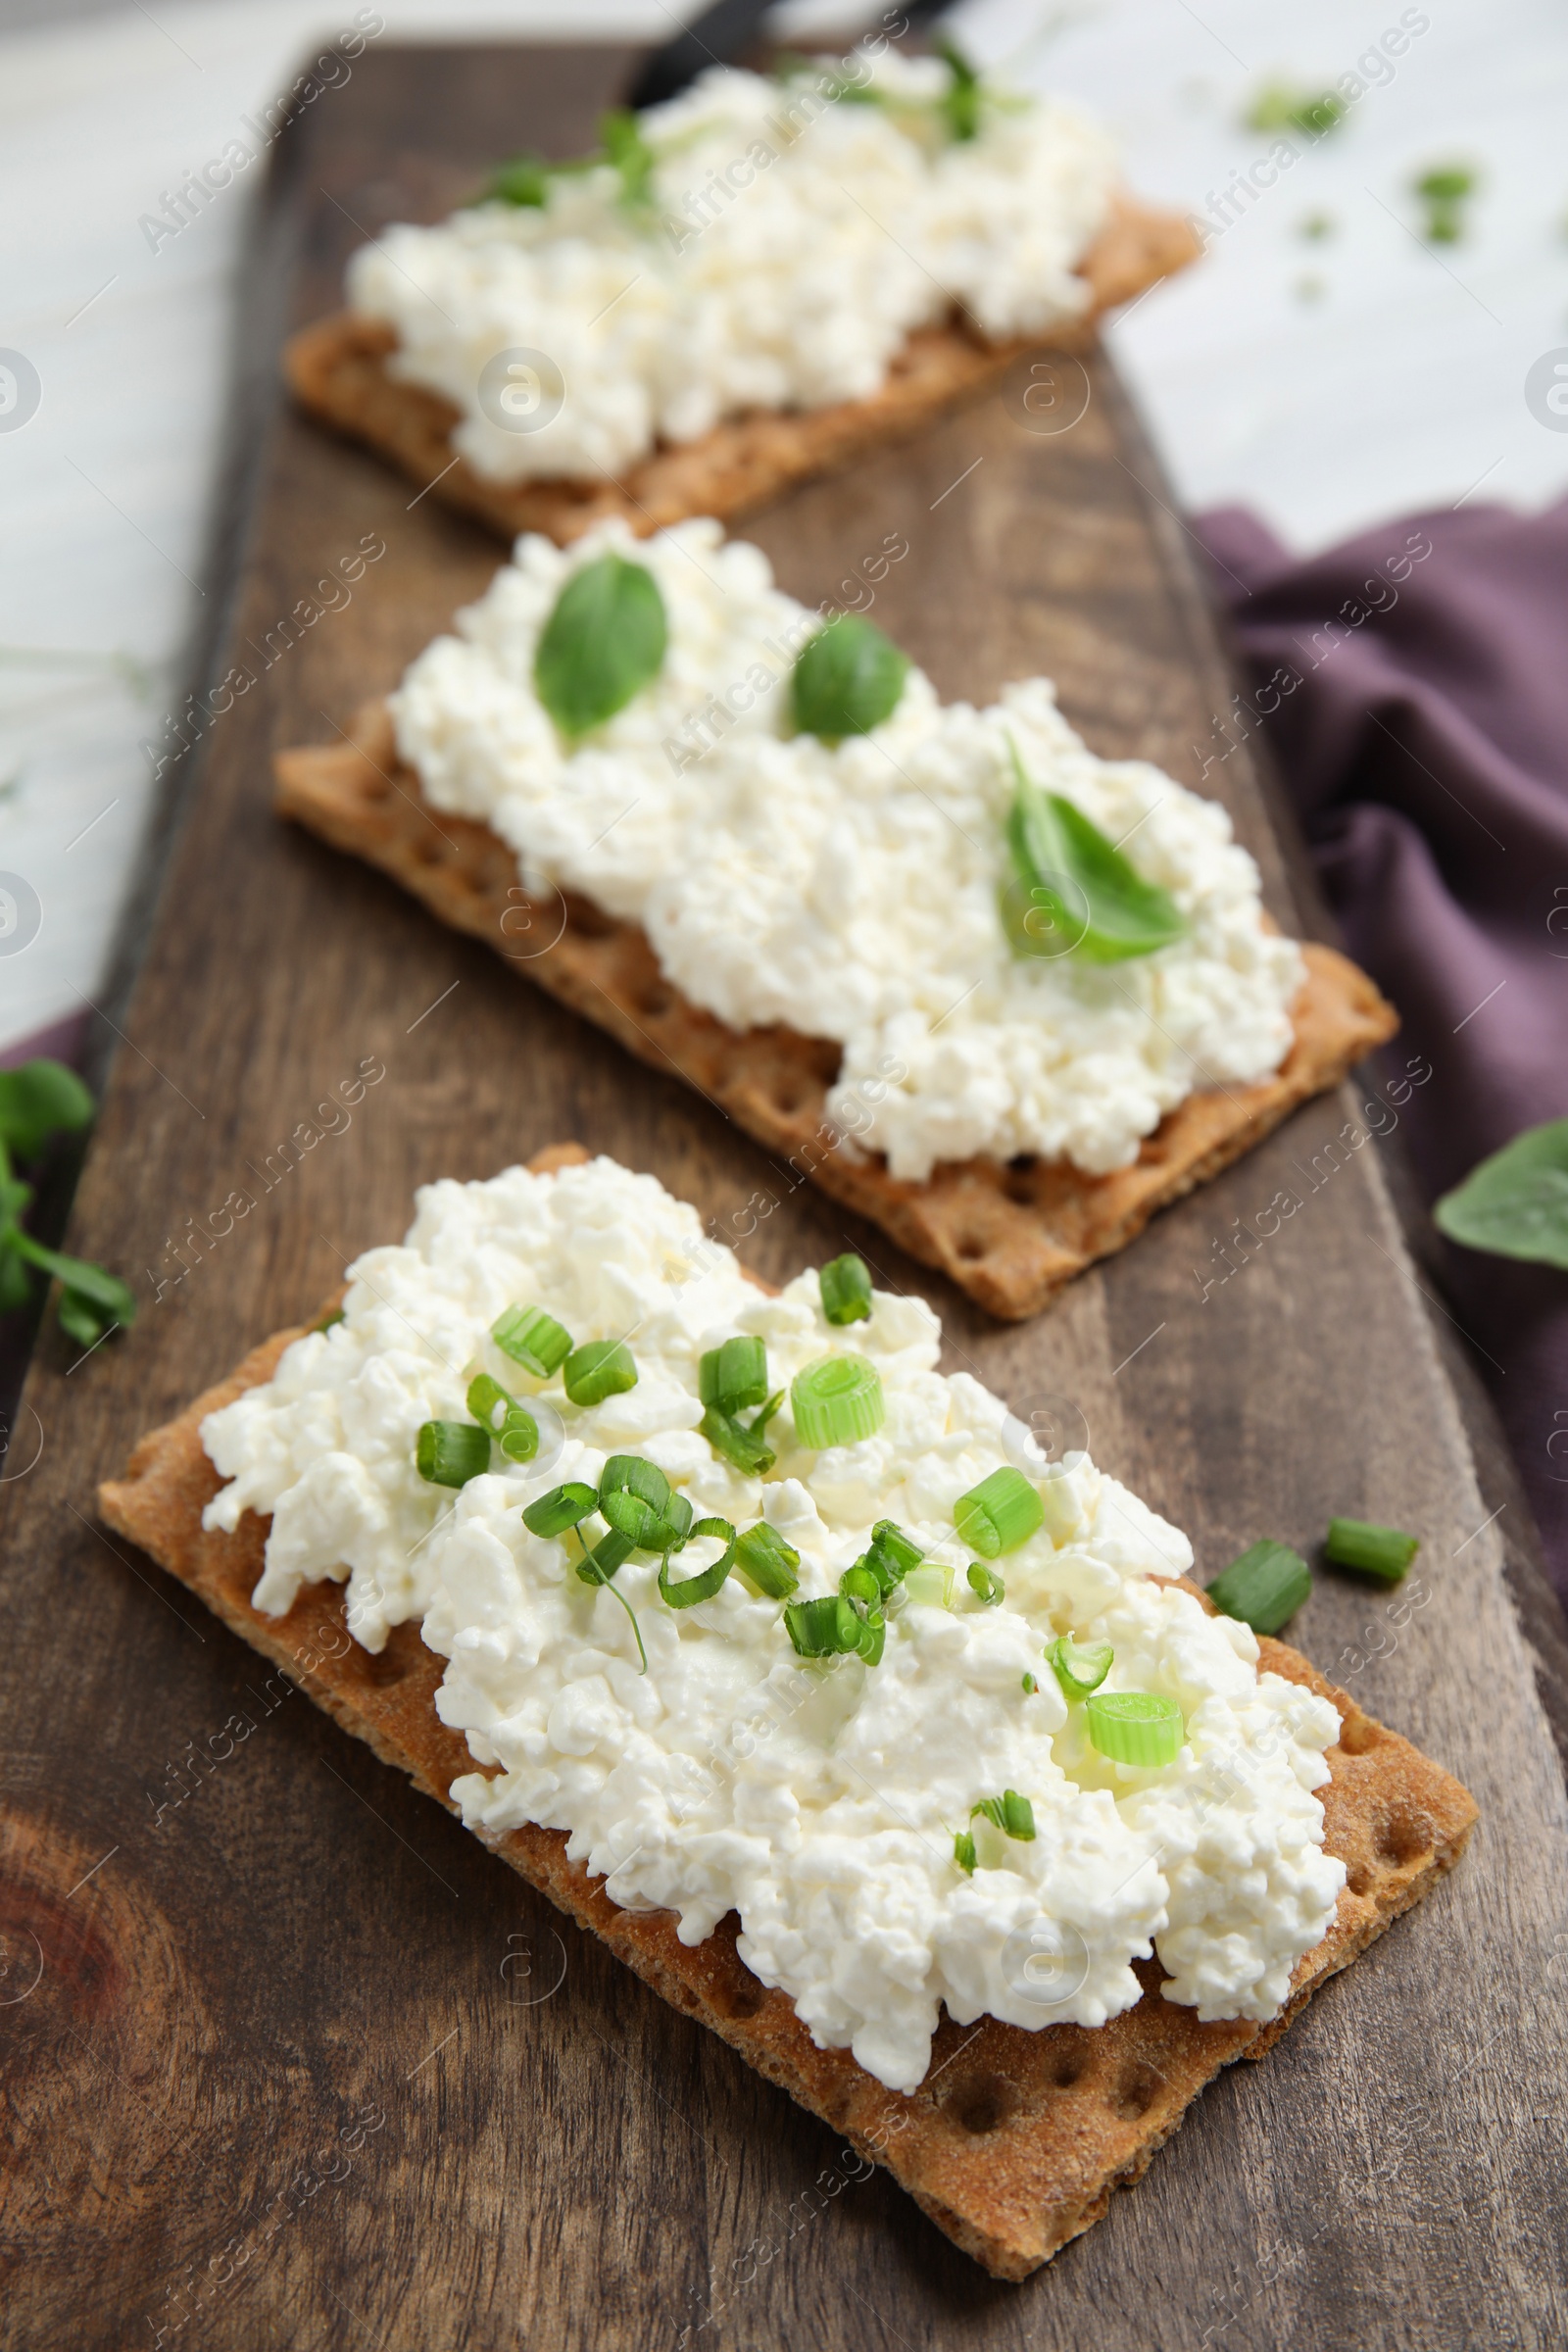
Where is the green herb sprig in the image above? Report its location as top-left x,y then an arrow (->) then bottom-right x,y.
1433,1116 -> 1568,1266
0,1060 -> 135,1348
1001,739 -> 1187,965
1245,83 -> 1348,140
478,108 -> 660,215
534,552 -> 668,741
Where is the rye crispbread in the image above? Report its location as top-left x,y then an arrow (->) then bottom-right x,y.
283,194 -> 1200,545
97,1146 -> 1477,2278
274,708 -> 1400,1319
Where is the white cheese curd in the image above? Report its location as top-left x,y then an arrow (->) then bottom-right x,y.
347,53 -> 1117,486
201,1156 -> 1344,2095
390,519 -> 1305,1182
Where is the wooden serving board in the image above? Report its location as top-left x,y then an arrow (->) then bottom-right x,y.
4,43 -> 1567,2352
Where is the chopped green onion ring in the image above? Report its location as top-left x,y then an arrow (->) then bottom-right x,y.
954,1466 -> 1044,1559
1323,1517 -> 1420,1584
1206,1540 -> 1311,1634
659,1516 -> 737,1608
699,1335 -> 768,1414
971,1789 -> 1036,1841
521,1481 -> 599,1538
967,1562 -> 1005,1606
790,1353 -> 885,1449
954,1830 -> 977,1875
1086,1691 -> 1184,1769
733,1522 -> 800,1600
466,1372 -> 539,1463
416,1420 -> 491,1490
700,1403 -> 776,1478
491,1302 -> 573,1378
564,1339 -> 638,1406
1048,1634 -> 1113,1700
819,1252 -> 873,1326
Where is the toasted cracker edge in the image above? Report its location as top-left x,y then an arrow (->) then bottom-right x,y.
273,709 -> 1399,1320
97,1144 -> 1475,2280
283,193 -> 1202,544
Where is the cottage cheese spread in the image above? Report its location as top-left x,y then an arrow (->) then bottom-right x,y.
201,1156 -> 1344,2094
347,55 -> 1116,487
391,520 -> 1305,1182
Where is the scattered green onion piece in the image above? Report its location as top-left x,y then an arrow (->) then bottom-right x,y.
785,1594 -> 862,1658
954,1830 -> 977,1875
466,1372 -> 539,1463
574,1527 -> 636,1584
853,1609 -> 886,1667
1086,1691 -> 1184,1769
312,1306 -> 345,1334
790,1354 -> 885,1449
522,1481 -> 599,1538
1323,1518 -> 1420,1585
967,1562 -> 1005,1606
819,1252 -> 873,1326
840,1564 -> 882,1607
851,1521 -> 922,1599
491,1303 -> 573,1378
733,1523 -> 801,1600
699,1335 -> 768,1414
901,1562 -> 954,1609
600,1454 -> 671,1511
935,34 -> 981,140
700,1403 -> 776,1478
649,1494 -> 695,1555
1206,1540 -> 1312,1635
1021,1673 -> 1039,1695
1048,1634 -> 1113,1700
659,1516 -> 737,1608
564,1339 -> 638,1406
416,1420 -> 491,1490
954,1466 -> 1044,1560
971,1789 -> 1036,1841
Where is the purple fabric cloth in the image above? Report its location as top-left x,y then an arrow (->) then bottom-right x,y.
1198,498 -> 1568,1602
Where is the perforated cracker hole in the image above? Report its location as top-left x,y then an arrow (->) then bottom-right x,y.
1050,2052 -> 1086,2090
569,902 -> 615,939
718,1976 -> 764,2022
946,2072 -> 1020,2135
637,983 -> 673,1018
1346,1863 -> 1373,1897
1110,2062 -> 1161,2122
1337,1713 -> 1383,1756
956,1231 -> 994,1264
1375,1808 -> 1432,1869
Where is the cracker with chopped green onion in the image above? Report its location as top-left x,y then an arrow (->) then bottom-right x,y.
273,708 -> 1398,1320
283,194 -> 1201,546
99,1142 -> 1476,2280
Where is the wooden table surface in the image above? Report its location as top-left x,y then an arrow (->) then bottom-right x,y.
4,43 -> 1568,2352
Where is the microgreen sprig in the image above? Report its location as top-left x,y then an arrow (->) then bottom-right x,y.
0,1060 -> 135,1348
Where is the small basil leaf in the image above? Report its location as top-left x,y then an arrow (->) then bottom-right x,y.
1001,740 -> 1186,965
1434,1118 -> 1568,1269
791,613 -> 909,743
13,1232 -> 137,1332
534,553 -> 668,741
0,1059 -> 95,1160
0,1250 -> 35,1314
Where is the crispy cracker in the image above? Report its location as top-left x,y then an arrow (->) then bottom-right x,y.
97,1150 -> 1476,2278
283,194 -> 1201,544
274,707 -> 1399,1319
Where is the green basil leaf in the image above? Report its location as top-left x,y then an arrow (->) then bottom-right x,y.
534,553 -> 668,741
790,613 -> 908,743
1001,740 -> 1187,965
13,1232 -> 137,1333
0,1059 -> 95,1160
1434,1118 -> 1568,1269
0,1249 -> 35,1314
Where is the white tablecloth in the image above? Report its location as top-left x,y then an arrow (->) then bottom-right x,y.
2,0 -> 1561,1058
